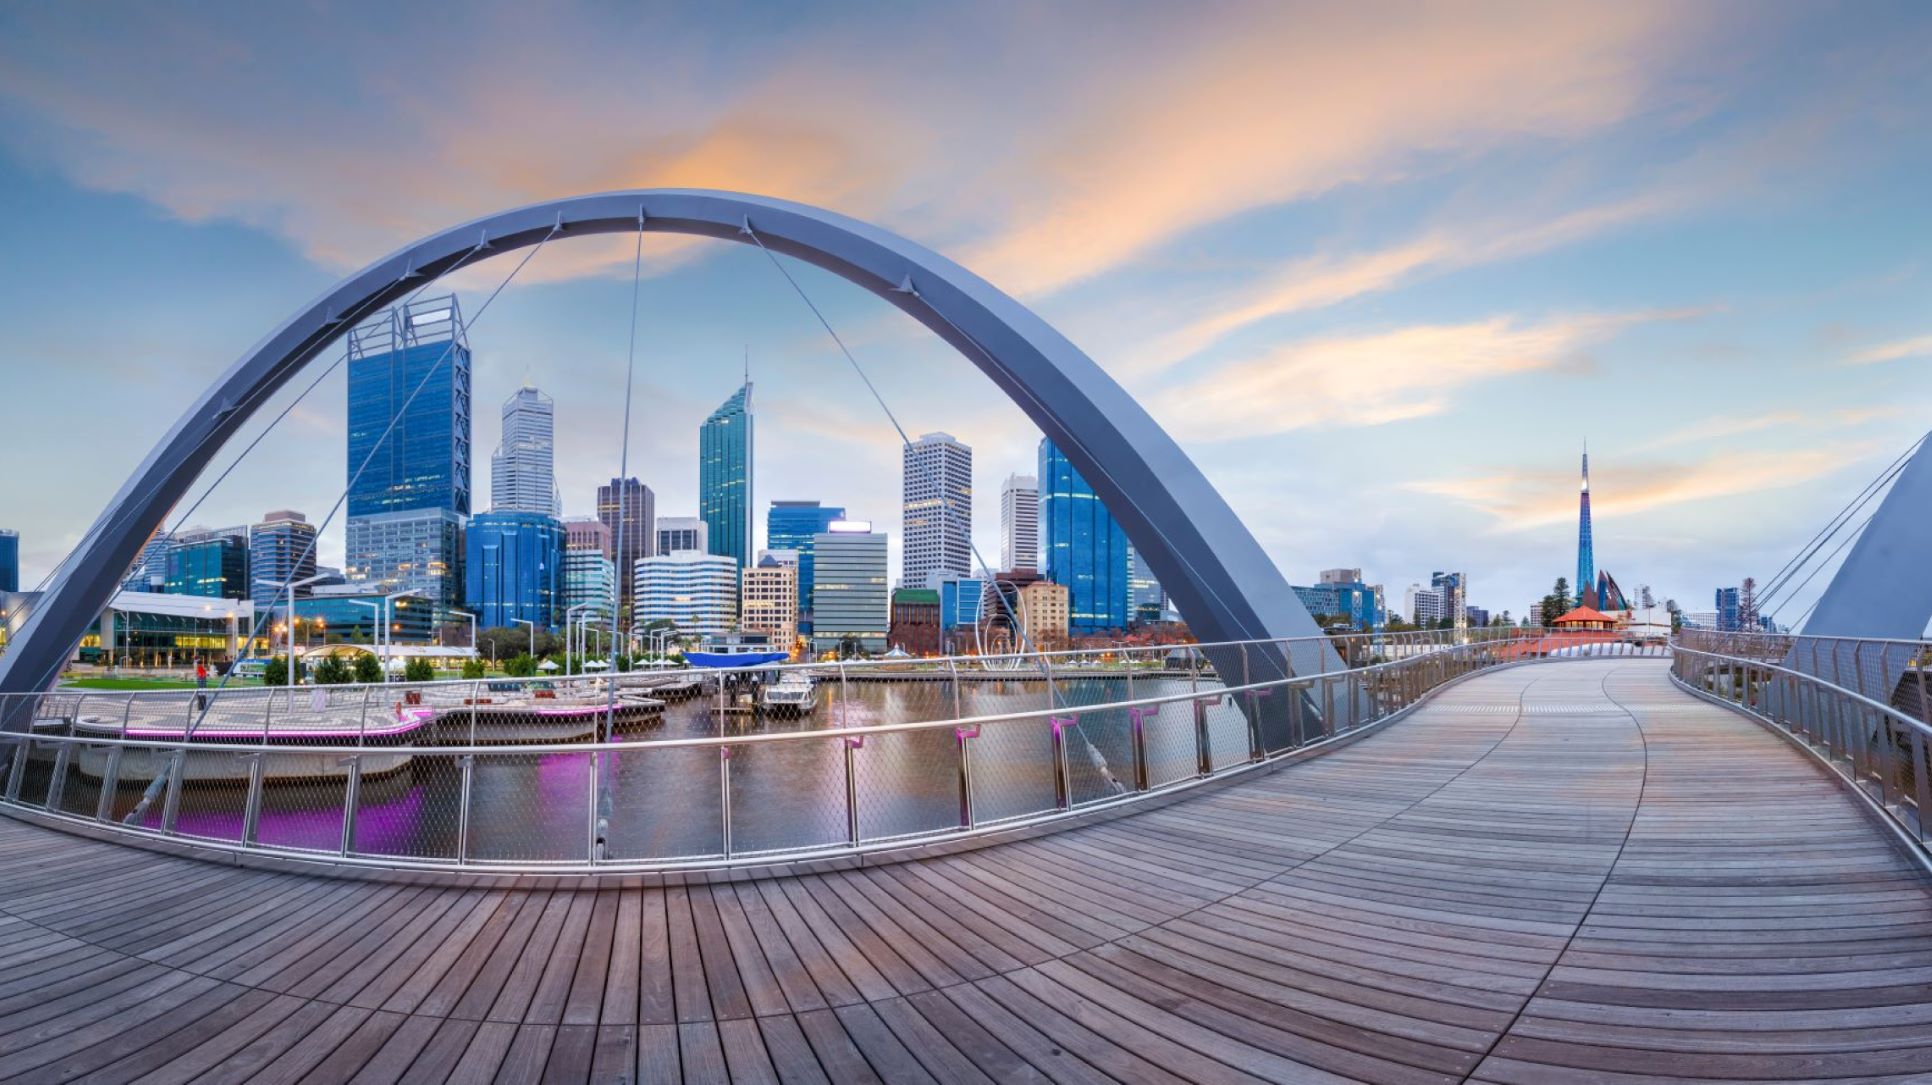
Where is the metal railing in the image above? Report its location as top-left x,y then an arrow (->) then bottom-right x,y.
0,627 -> 1663,876
1670,632 -> 1932,853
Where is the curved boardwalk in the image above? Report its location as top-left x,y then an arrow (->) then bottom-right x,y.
0,658 -> 1928,1083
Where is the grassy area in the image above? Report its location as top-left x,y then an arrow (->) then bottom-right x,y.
59,676 -> 210,691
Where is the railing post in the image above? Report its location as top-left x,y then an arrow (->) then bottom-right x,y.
1128,707 -> 1150,792
44,742 -> 71,811
947,659 -> 961,720
1050,716 -> 1075,809
844,734 -> 863,846
586,747 -> 601,865
839,663 -> 852,728
1194,696 -> 1215,777
95,745 -> 123,822
239,751 -> 266,845
719,746 -> 734,858
339,755 -> 362,856
159,749 -> 185,835
954,725 -> 979,829
455,753 -> 475,863
1243,689 -> 1270,761
4,734 -> 25,803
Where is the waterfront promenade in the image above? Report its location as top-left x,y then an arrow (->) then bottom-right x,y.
0,657 -> 1926,1083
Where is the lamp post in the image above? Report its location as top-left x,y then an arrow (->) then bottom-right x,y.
382,589 -> 423,681
514,618 -> 537,673
448,607 -> 478,667
347,600 -> 380,680
564,604 -> 592,677
283,573 -> 331,702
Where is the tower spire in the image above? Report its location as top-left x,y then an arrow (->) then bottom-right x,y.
1576,441 -> 1596,609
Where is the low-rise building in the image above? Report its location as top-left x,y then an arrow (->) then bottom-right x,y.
889,588 -> 942,656
740,552 -> 799,655
633,549 -> 738,638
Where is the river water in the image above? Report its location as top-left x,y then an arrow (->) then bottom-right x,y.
28,674 -> 1261,864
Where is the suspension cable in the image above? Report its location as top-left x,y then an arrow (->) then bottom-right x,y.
1756,432 -> 1924,608
607,210 -> 645,694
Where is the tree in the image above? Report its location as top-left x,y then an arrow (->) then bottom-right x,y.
313,655 -> 352,684
352,652 -> 383,684
403,658 -> 435,683
461,658 -> 486,680
1538,577 -> 1574,627
504,653 -> 538,678
259,655 -> 295,686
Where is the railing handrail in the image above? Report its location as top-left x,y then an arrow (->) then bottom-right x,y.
1676,628 -> 1932,650
1669,639 -> 1932,741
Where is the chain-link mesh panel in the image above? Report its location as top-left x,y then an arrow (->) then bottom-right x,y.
464,751 -> 592,864
252,770 -> 347,853
1136,700 -> 1200,790
726,735 -> 848,856
965,716 -> 1058,825
1202,690 -> 1251,772
851,727 -> 957,844
1061,708 -> 1133,807
603,743 -> 725,862
348,753 -> 463,863
166,751 -> 253,844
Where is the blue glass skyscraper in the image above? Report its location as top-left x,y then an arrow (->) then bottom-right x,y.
1576,444 -> 1595,607
465,511 -> 563,629
0,530 -> 16,594
767,500 -> 844,633
1039,438 -> 1130,632
700,382 -> 753,568
344,296 -> 471,609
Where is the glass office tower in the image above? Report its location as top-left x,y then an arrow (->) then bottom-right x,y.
344,296 -> 472,609
464,511 -> 564,630
767,500 -> 844,633
1039,438 -> 1130,632
699,382 -> 753,568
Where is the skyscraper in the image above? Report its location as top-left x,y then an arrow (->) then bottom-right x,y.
1039,438 -> 1130,632
633,549 -> 739,636
343,296 -> 471,608
563,517 -> 610,557
0,530 -> 17,594
767,500 -> 844,632
562,547 -> 614,623
1576,444 -> 1595,609
699,382 -> 753,568
490,386 -> 559,515
902,432 -> 973,587
1128,544 -> 1166,624
165,527 -> 250,599
248,510 -> 317,609
1431,570 -> 1467,630
464,511 -> 564,629
597,477 -> 655,610
811,521 -> 889,655
999,473 -> 1038,574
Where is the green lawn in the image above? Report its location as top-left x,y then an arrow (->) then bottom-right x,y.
60,676 -> 225,691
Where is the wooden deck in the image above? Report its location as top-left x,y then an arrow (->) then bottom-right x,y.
0,658 -> 1927,1083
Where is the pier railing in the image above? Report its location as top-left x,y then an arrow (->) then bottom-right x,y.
1670,631 -> 1932,854
0,628 -> 1662,876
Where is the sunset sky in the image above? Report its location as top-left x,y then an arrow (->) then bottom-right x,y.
1,2 -> 1927,621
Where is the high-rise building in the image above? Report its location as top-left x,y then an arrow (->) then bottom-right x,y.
1128,544 -> 1166,624
344,296 -> 471,608
810,522 -> 888,655
1292,575 -> 1382,630
128,531 -> 172,590
1320,568 -> 1363,585
1018,581 -> 1071,647
1576,444 -> 1595,609
165,527 -> 250,599
767,500 -> 844,631
1715,586 -> 1742,632
1039,438 -> 1130,632
633,549 -> 739,636
1409,587 -> 1446,625
490,386 -> 559,515
248,510 -> 318,609
999,473 -> 1038,574
562,547 -> 614,622
699,382 -> 753,568
1431,570 -> 1467,630
740,551 -> 799,653
0,529 -> 17,594
656,516 -> 707,556
563,517 -> 610,556
597,477 -> 655,610
1465,606 -> 1491,628
464,511 -> 564,630
902,432 -> 972,587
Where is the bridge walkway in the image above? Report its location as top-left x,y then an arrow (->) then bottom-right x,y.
0,658 -> 1926,1083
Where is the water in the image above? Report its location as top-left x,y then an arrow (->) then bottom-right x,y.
18,674 -> 1255,864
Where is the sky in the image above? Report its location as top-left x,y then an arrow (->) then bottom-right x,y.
0,1 -> 1928,625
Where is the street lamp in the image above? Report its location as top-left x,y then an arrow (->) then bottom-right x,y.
347,600 -> 381,679
564,604 -> 592,677
383,589 -> 424,681
283,573 -> 332,700
514,618 -> 537,672
448,607 -> 478,664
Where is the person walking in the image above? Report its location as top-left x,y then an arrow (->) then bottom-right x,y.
194,658 -> 208,710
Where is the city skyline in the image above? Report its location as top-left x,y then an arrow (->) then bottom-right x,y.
1,5 -> 1928,620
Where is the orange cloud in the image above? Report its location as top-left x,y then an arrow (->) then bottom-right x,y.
1843,334 -> 1932,365
1152,311 -> 1652,441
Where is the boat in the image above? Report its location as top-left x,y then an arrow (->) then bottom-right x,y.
682,633 -> 791,669
759,674 -> 818,715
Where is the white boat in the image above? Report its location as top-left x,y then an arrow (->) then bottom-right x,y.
760,674 -> 818,714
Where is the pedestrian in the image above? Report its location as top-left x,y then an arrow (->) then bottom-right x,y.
194,658 -> 208,710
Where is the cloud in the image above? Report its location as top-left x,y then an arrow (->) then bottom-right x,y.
1411,443 -> 1871,530
1843,334 -> 1932,365
962,4 -> 1691,295
1152,311 -> 1659,441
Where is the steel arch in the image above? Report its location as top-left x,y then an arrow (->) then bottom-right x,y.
0,189 -> 1335,708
